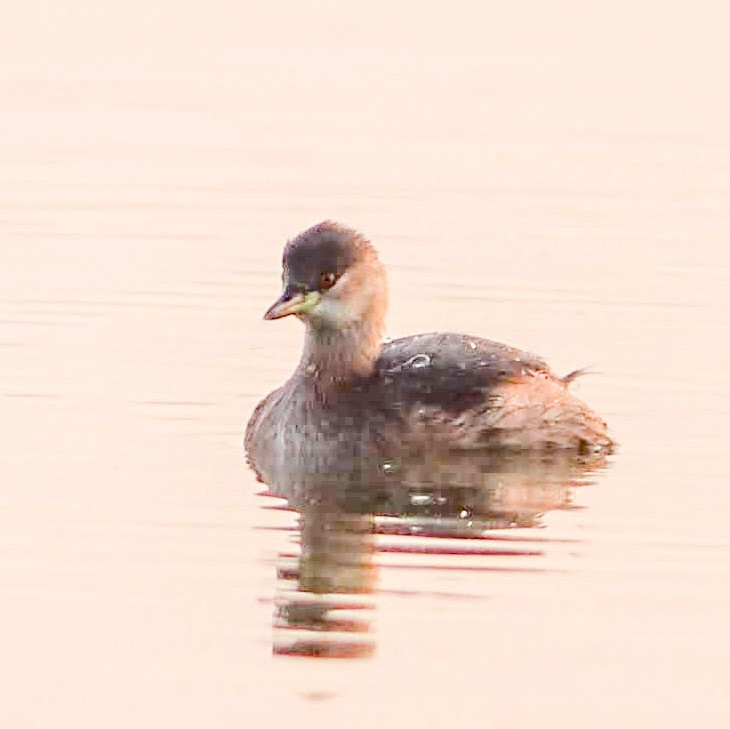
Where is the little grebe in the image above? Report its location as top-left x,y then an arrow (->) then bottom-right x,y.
245,222 -> 612,491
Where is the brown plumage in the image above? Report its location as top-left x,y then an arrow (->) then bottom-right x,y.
245,222 -> 612,493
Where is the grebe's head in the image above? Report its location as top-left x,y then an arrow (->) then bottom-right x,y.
264,221 -> 388,332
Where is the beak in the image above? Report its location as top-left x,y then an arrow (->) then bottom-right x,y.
263,287 -> 320,320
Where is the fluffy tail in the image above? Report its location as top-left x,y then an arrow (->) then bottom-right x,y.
561,366 -> 596,385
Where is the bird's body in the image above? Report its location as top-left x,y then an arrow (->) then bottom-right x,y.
245,222 -> 612,492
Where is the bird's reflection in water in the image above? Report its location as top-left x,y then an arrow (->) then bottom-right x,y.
272,502 -> 375,658
264,449 -> 609,658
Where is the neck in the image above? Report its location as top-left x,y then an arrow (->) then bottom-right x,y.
300,318 -> 383,387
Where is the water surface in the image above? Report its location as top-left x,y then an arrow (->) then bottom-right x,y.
2,2 -> 730,726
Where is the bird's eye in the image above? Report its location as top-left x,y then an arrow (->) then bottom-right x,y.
319,272 -> 338,290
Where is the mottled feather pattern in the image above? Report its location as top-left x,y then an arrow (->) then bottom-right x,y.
365,333 -> 610,454
245,221 -> 613,492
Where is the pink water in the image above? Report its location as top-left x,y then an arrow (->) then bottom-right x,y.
2,2 -> 730,726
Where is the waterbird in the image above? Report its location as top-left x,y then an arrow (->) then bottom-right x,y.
245,221 -> 612,492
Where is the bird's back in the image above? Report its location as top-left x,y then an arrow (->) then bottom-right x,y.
361,332 -> 611,454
